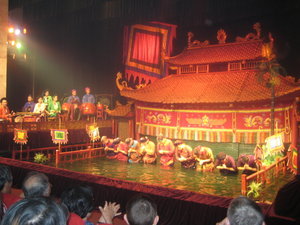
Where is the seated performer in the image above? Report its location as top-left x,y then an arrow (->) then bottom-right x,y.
237,154 -> 257,175
140,137 -> 157,164
194,145 -> 215,172
0,98 -> 14,122
33,97 -> 47,121
67,89 -> 80,120
42,89 -> 52,107
23,95 -> 35,112
47,95 -> 61,117
82,87 -> 95,104
174,140 -> 196,169
157,134 -> 175,167
215,152 -> 238,174
114,138 -> 129,161
101,136 -> 117,159
125,138 -> 142,163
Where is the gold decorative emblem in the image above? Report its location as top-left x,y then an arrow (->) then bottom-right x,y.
186,115 -> 227,127
146,113 -> 171,124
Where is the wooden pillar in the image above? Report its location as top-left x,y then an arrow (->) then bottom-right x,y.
241,174 -> 247,195
292,100 -> 300,175
0,0 -> 8,98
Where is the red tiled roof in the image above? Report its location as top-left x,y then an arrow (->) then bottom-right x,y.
105,102 -> 133,117
120,70 -> 300,104
167,40 -> 264,65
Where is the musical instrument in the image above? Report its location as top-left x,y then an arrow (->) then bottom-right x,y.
14,112 -> 40,123
80,103 -> 96,115
62,103 -> 72,112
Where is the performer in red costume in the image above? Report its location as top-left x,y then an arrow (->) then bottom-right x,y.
114,138 -> 128,161
157,134 -> 175,167
101,136 -> 117,159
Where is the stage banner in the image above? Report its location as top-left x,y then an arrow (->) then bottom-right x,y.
50,129 -> 68,145
124,22 -> 177,83
13,128 -> 28,145
136,105 -> 292,144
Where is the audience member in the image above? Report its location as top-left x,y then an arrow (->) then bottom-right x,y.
22,172 -> 51,198
61,185 -> 121,225
124,194 -> 159,225
0,197 -> 68,225
0,165 -> 21,208
216,196 -> 265,225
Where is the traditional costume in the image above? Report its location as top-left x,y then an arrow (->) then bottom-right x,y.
215,153 -> 238,174
67,91 -> 81,120
127,139 -> 142,163
47,101 -> 61,117
23,101 -> 35,112
175,142 -> 196,169
140,138 -> 157,164
115,141 -> 128,161
237,154 -> 257,175
0,104 -> 11,122
194,146 -> 215,171
157,138 -> 175,166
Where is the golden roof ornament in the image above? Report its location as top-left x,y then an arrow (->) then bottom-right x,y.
217,29 -> 227,44
187,32 -> 209,48
236,22 -> 262,42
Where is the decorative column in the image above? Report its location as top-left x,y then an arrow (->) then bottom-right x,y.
0,0 -> 8,98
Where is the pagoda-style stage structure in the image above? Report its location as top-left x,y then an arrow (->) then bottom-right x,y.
120,24 -> 300,159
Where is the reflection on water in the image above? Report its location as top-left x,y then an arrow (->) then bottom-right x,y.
53,157 -> 294,202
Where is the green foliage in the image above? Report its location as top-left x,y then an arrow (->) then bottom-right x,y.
34,153 -> 48,164
247,181 -> 262,199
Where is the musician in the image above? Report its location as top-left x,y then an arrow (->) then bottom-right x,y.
33,97 -> 48,121
82,87 -> 95,104
47,95 -> 61,117
174,140 -> 196,169
42,89 -> 52,107
0,98 -> 14,122
157,134 -> 175,167
215,152 -> 238,174
139,137 -> 156,164
125,138 -> 142,163
23,95 -> 35,112
194,146 -> 215,172
67,89 -> 80,120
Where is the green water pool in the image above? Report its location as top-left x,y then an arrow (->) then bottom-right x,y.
53,157 -> 294,203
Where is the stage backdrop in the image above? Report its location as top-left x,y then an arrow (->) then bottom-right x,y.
135,103 -> 293,144
124,22 -> 176,84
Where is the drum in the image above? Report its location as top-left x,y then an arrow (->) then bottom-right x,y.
23,115 -> 38,122
80,103 -> 96,115
62,103 -> 72,112
14,116 -> 23,123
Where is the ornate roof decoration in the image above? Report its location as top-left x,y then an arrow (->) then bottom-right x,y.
121,71 -> 300,104
187,32 -> 209,48
105,100 -> 134,117
236,22 -> 261,42
116,72 -> 148,91
217,29 -> 227,44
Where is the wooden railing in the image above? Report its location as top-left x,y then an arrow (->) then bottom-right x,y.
55,147 -> 105,164
241,156 -> 288,195
12,142 -> 103,161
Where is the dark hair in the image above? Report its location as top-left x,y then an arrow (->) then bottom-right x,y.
61,186 -> 94,218
43,89 -> 49,95
174,140 -> 183,146
216,152 -> 226,161
0,98 -> 7,103
0,165 -> 13,191
126,194 -> 157,225
22,172 -> 50,198
241,155 -> 250,164
0,197 -> 68,225
139,137 -> 148,143
227,196 -> 264,225
0,200 -> 4,221
113,137 -> 121,145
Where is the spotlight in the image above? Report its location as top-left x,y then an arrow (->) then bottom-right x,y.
23,28 -> 27,34
11,40 -> 15,46
8,27 -> 14,33
16,42 -> 22,49
14,29 -> 21,35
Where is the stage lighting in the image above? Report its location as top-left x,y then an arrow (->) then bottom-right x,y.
23,28 -> 27,34
8,27 -> 14,33
16,42 -> 22,49
11,40 -> 15,46
14,29 -> 21,35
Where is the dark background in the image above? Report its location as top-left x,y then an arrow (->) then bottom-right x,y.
7,0 -> 300,111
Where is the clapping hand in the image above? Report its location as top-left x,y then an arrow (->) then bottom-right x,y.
98,201 -> 121,224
